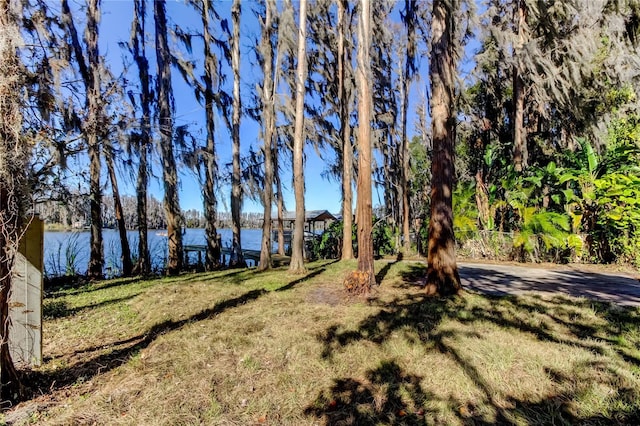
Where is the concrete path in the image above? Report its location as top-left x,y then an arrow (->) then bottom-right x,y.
459,262 -> 640,307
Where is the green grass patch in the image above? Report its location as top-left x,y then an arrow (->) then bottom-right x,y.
10,260 -> 640,425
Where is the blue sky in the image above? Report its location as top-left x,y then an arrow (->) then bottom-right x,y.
96,0 -> 434,215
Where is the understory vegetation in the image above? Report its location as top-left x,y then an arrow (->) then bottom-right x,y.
6,260 -> 640,425
405,114 -> 640,266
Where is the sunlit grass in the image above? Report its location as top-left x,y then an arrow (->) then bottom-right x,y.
6,260 -> 640,425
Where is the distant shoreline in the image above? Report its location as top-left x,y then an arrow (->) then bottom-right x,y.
43,225 -> 263,232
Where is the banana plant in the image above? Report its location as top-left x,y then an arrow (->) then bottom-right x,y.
558,135 -> 640,262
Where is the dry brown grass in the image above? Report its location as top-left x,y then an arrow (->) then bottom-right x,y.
4,260 -> 640,425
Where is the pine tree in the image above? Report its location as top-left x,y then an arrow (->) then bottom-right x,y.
289,0 -> 309,273
230,0 -> 245,267
61,0 -> 104,279
129,0 -> 152,275
104,140 -> 132,276
400,0 -> 419,253
258,0 -> 278,270
338,0 -> 355,260
345,0 -> 375,293
425,0 -> 462,296
200,0 -> 223,270
154,0 -> 184,275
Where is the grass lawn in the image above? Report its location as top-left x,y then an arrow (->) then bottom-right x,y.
5,259 -> 640,425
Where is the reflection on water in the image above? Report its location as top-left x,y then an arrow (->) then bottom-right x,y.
44,228 -> 263,277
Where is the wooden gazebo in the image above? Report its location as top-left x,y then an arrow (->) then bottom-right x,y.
272,209 -> 337,234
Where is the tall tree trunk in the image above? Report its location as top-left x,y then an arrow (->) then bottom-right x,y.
84,0 -> 104,279
512,0 -> 527,172
230,0 -> 245,268
154,0 -> 183,275
202,0 -> 221,271
87,140 -> 102,279
425,0 -> 461,296
346,0 -> 374,292
400,75 -> 411,254
135,146 -> 150,274
341,119 -> 354,260
401,0 -> 418,254
382,133 -> 396,225
274,152 -> 286,255
289,0 -> 308,273
271,7 -> 286,258
62,0 -> 104,279
0,190 -> 22,401
132,0 -> 150,275
105,146 -> 133,276
338,0 -> 354,260
400,4 -> 413,255
259,0 -> 276,270
0,0 -> 25,399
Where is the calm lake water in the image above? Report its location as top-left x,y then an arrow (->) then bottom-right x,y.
44,228 -> 264,277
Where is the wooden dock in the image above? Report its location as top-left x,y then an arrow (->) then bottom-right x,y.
183,245 -> 289,268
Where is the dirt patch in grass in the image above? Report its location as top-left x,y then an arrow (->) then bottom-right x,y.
5,259 -> 640,425
307,284 -> 349,306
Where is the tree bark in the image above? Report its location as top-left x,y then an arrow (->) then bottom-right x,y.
274,149 -> 286,255
512,0 -> 527,172
400,76 -> 411,254
230,0 -> 245,268
274,48 -> 285,257
202,0 -> 221,271
346,0 -> 375,292
341,119 -> 354,260
338,0 -> 354,261
0,0 -> 26,399
425,0 -> 461,296
154,0 -> 183,275
0,191 -> 22,401
87,0 -> 103,279
289,0 -> 308,273
259,0 -> 276,271
105,146 -> 132,276
132,0 -> 151,276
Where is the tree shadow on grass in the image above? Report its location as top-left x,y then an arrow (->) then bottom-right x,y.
398,262 -> 640,365
305,360 -> 432,425
214,259 -> 338,286
158,268 -> 253,286
45,275 -> 155,299
45,267 -> 260,298
27,267 -> 327,398
310,268 -> 640,424
397,263 -> 428,288
43,292 -> 142,320
375,260 -> 398,285
276,266 -> 329,292
27,288 -> 268,396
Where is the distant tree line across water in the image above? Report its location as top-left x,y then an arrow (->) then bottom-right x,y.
36,194 -> 265,230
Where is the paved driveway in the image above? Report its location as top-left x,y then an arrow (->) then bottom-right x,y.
459,262 -> 640,307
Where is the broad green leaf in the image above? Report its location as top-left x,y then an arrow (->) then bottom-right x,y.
567,234 -> 583,255
562,189 -> 575,203
547,162 -> 556,174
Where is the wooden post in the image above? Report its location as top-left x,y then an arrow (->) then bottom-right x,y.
10,216 -> 43,367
